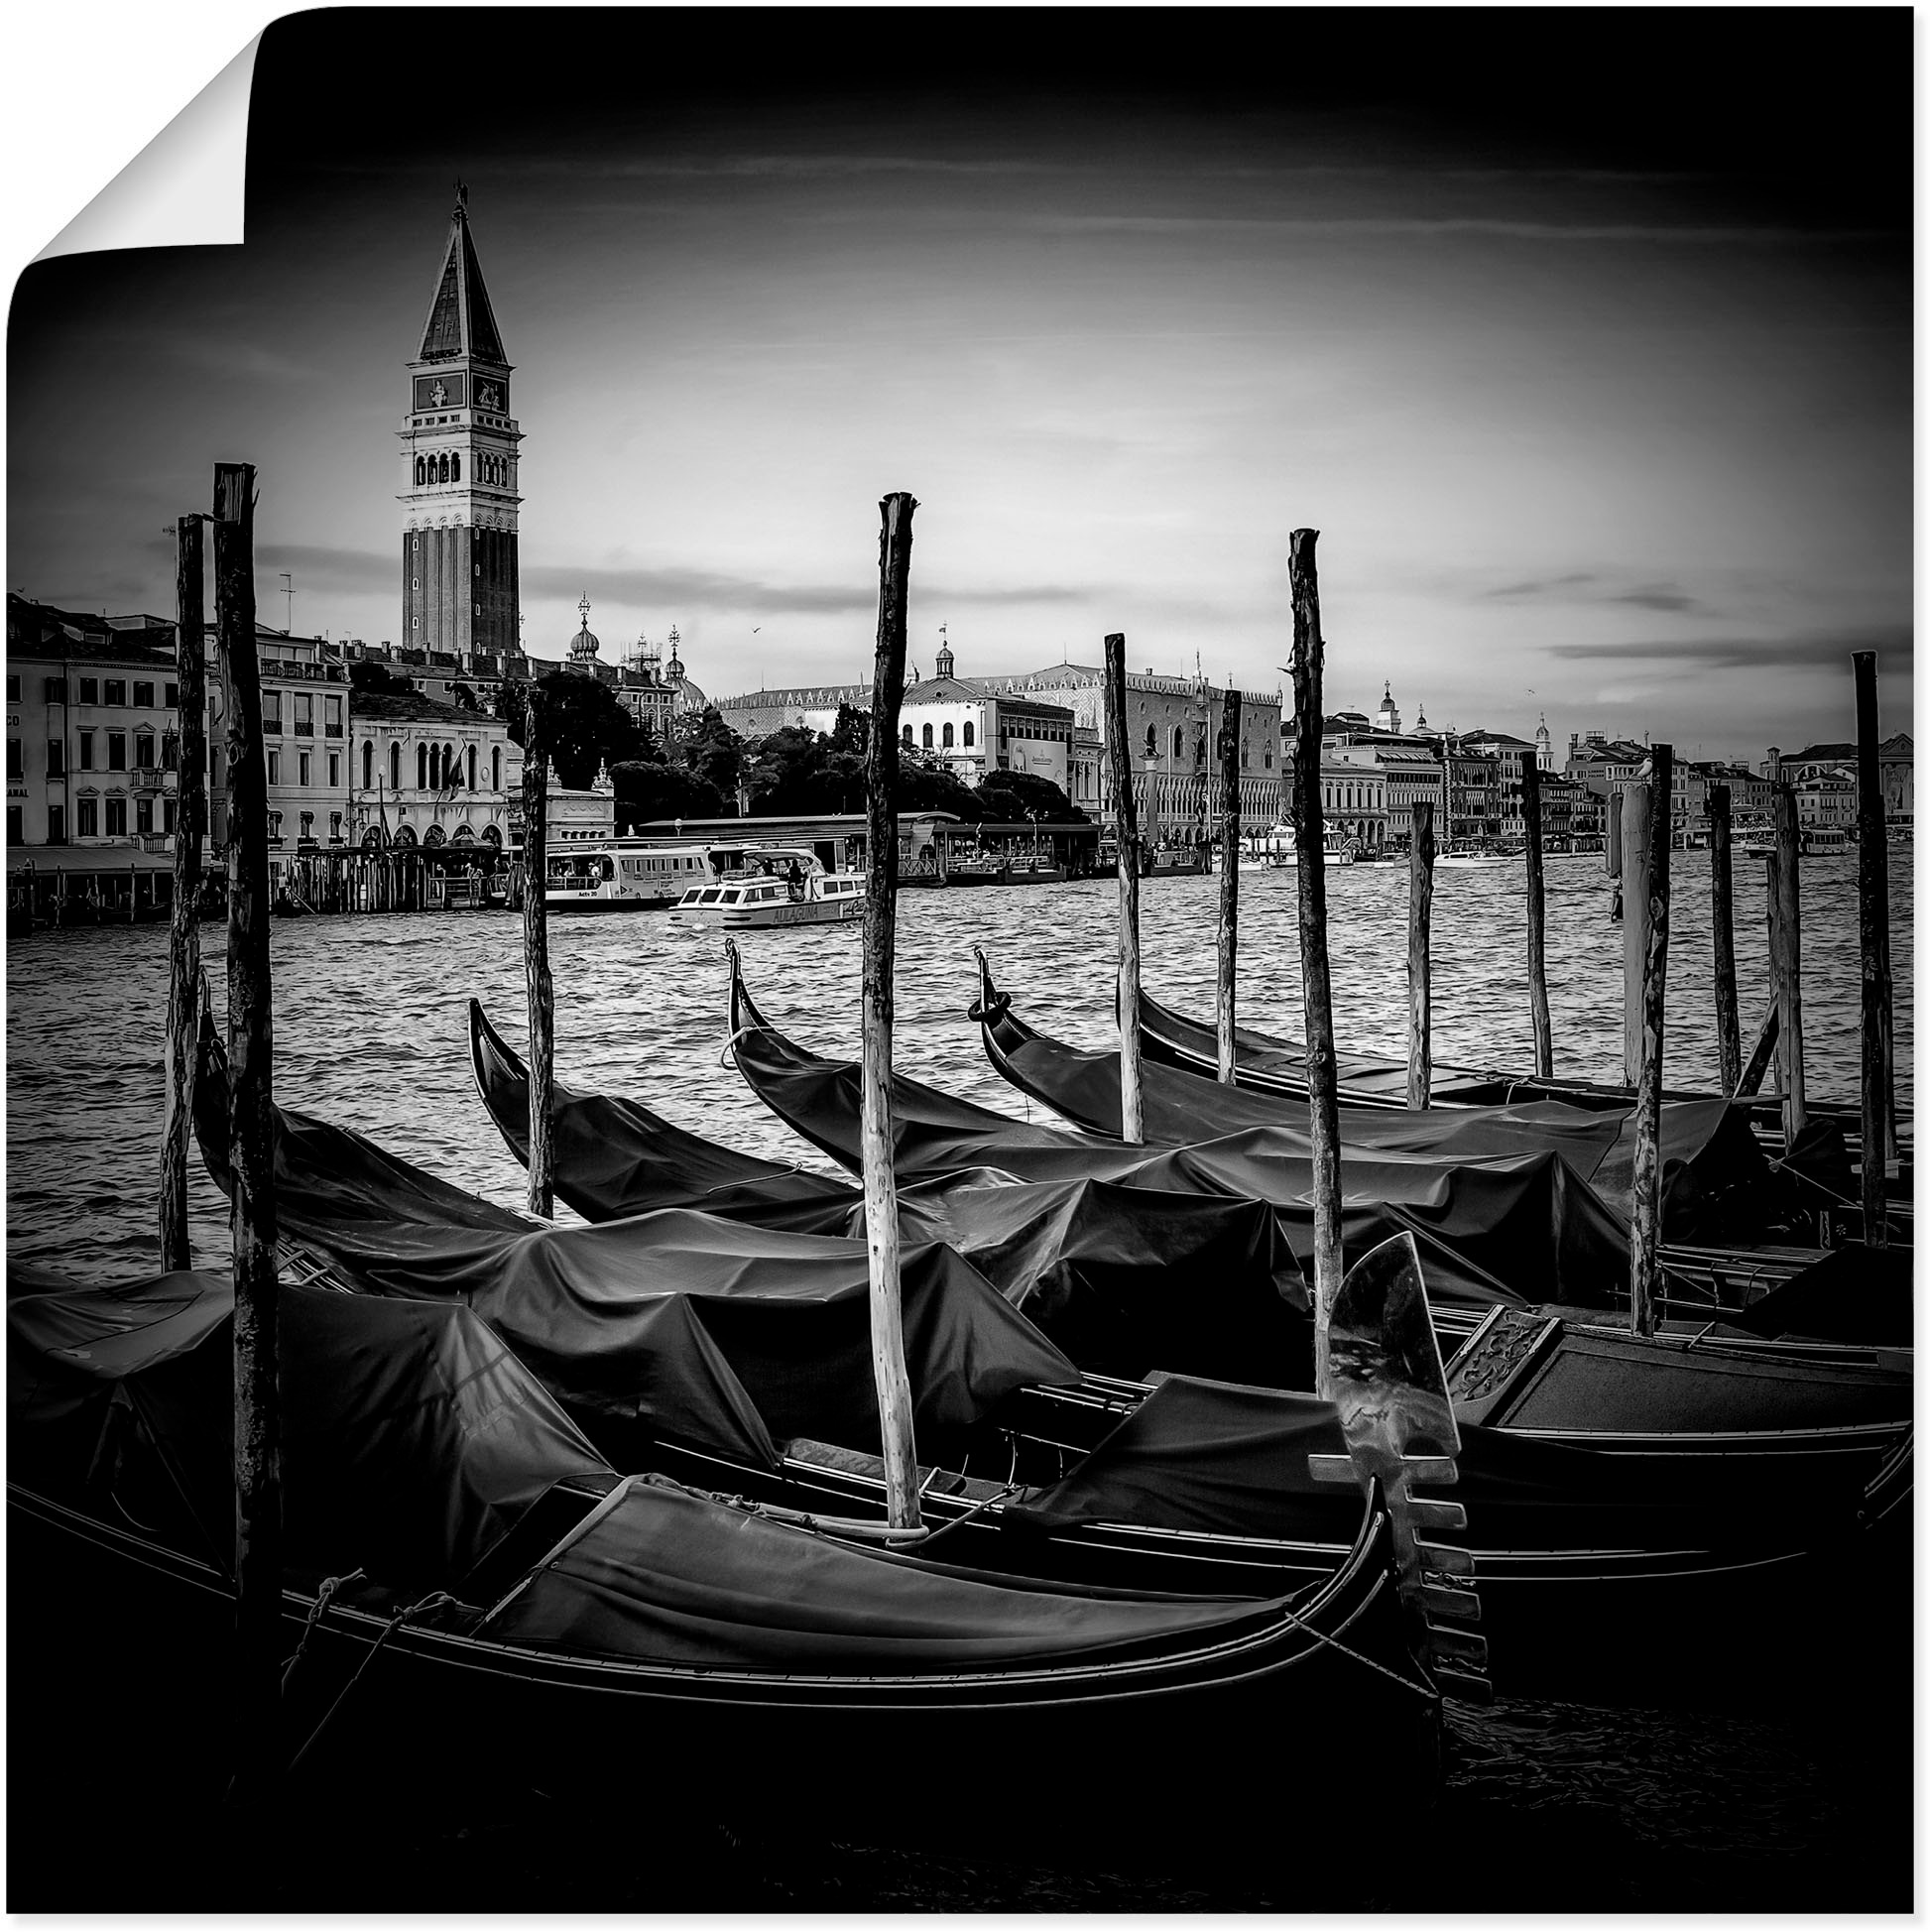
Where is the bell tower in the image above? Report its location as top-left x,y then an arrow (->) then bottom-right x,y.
400,184 -> 521,664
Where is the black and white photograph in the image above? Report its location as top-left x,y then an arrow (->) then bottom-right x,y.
4,5 -> 1914,1913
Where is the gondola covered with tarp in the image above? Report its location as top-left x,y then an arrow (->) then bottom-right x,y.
722,958 -> 1628,1309
467,1000 -> 1319,1384
11,1266 -> 1446,1809
971,953 -> 1785,1243
195,1013 -> 1084,1468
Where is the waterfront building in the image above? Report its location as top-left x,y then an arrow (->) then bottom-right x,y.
6,594 -> 180,862
1068,725 -> 1104,816
716,639 -> 1086,801
1535,712 -> 1555,773
1456,729 -> 1538,839
1537,772 -> 1583,846
347,689 -> 520,855
981,656 -> 1281,836
1444,743 -> 1503,847
205,627 -> 354,868
399,185 -> 522,665
1320,760 -> 1387,853
1792,769 -> 1857,842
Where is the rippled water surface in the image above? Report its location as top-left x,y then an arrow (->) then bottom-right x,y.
6,849 -> 1911,1276
5,849 -> 1914,1909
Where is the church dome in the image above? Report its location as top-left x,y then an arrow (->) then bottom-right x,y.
568,596 -> 602,672
663,624 -> 706,714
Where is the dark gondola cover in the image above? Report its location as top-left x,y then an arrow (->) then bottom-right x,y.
978,966 -> 1784,1243
726,970 -> 1628,1308
11,1269 -> 611,1592
469,1002 -> 1317,1384
13,1268 -> 1387,1687
193,1025 -> 1080,1469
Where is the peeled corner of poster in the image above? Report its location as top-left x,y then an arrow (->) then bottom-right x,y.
35,34 -> 261,262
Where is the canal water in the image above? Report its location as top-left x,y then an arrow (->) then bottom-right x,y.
4,849 -> 1913,1908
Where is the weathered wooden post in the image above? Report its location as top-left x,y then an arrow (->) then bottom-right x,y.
1103,634 -> 1145,1142
1628,745 -> 1672,1338
1620,780 -> 1655,1088
1406,798 -> 1434,1109
160,514 -> 207,1271
1706,784 -> 1741,1095
522,685 -> 554,1218
1853,650 -> 1892,1243
213,460 -> 281,1798
1216,687 -> 1243,1083
862,491 -> 923,1531
1771,781 -> 1806,1141
1521,758 -> 1552,1080
1286,530 -> 1344,1354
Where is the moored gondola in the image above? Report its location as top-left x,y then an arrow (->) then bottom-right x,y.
211,1019 -> 1913,1700
9,1261 -> 1451,1821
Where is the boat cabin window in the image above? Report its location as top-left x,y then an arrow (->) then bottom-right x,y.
697,888 -> 723,904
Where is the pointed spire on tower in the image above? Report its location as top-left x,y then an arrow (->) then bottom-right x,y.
419,186 -> 507,365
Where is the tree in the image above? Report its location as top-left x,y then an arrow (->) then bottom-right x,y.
675,706 -> 746,804
978,768 -> 1084,823
611,759 -> 725,830
448,679 -> 481,714
828,702 -> 870,760
518,672 -> 644,788
744,725 -> 828,815
348,658 -> 413,696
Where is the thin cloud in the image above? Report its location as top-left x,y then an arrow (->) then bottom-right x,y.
522,561 -> 1091,614
1545,626 -> 1913,672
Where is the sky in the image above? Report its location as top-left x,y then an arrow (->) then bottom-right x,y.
6,9 -> 1912,766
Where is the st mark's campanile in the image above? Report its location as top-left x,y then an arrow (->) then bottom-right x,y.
399,185 -> 521,661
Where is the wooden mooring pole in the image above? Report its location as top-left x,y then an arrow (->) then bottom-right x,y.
1707,784 -> 1742,1096
1620,780 -> 1654,1088
1216,687 -> 1242,1083
1286,530 -> 1344,1354
1104,633 -> 1145,1142
1628,744 -> 1671,1338
1406,798 -> 1434,1109
160,513 -> 207,1271
1853,649 -> 1892,1242
1521,758 -> 1552,1080
862,492 -> 923,1531
522,687 -> 554,1218
213,460 -> 282,1800
1771,781 -> 1806,1142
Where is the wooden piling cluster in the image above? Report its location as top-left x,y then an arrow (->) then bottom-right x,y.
212,460 -> 283,1797
1405,799 -> 1434,1110
861,493 -> 924,1530
1103,634 -> 1146,1143
1853,651 -> 1893,1243
1216,688 -> 1242,1083
1285,530 -> 1344,1343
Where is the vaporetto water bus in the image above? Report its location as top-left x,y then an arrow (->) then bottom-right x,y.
542,841 -> 717,911
669,845 -> 868,928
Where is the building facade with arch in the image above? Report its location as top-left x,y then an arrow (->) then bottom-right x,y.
347,689 -> 519,855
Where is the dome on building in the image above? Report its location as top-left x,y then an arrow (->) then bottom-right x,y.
663,624 -> 708,714
567,594 -> 601,673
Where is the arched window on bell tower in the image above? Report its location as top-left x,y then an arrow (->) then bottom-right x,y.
415,456 -> 425,486
389,742 -> 402,790
418,743 -> 428,788
450,453 -> 460,483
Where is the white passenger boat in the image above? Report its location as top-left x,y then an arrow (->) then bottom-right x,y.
669,846 -> 867,928
543,841 -> 715,911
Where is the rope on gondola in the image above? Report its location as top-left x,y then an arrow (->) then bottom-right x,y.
286,1589 -> 454,1775
717,1024 -> 757,1069
966,990 -> 1011,1024
281,1569 -> 364,1692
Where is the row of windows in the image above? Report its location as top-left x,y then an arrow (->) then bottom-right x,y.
50,796 -> 177,839
416,452 -> 462,485
902,721 -> 977,750
265,811 -> 343,843
1139,723 -> 1275,771
262,692 -> 343,736
358,740 -> 504,794
13,730 -> 182,778
9,675 -> 182,709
